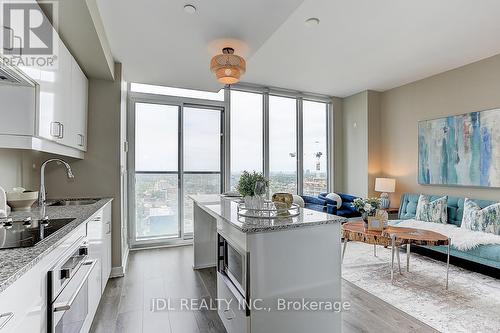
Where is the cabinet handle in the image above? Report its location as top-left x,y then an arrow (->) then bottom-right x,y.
78,134 -> 85,147
59,123 -> 64,139
50,122 -> 61,138
4,26 -> 14,50
106,222 -> 111,234
0,312 -> 14,330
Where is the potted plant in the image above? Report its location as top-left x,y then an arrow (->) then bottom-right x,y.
352,197 -> 381,227
237,171 -> 269,210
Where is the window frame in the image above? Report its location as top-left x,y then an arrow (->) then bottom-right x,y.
127,82 -> 334,249
227,84 -> 333,196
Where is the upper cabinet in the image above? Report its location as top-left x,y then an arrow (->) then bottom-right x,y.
0,0 -> 88,157
18,41 -> 88,152
71,58 -> 89,151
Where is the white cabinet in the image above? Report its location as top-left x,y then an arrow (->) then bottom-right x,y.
70,58 -> 88,151
29,41 -> 72,144
2,0 -> 88,155
0,83 -> 36,135
87,212 -> 104,294
20,43 -> 88,151
101,203 -> 112,290
86,202 -> 112,296
82,215 -> 103,332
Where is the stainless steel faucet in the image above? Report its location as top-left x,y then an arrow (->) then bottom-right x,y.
38,159 -> 75,207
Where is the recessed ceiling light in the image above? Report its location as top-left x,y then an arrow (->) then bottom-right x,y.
305,17 -> 320,26
184,4 -> 197,14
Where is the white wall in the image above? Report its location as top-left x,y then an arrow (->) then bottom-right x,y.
342,91 -> 368,197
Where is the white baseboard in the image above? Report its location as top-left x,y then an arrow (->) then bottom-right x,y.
110,246 -> 130,278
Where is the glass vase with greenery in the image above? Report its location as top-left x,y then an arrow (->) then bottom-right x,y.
237,171 -> 269,210
352,197 -> 381,224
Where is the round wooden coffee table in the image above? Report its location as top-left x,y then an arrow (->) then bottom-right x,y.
342,221 -> 451,289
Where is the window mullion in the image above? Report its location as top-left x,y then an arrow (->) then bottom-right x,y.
263,91 -> 270,182
296,98 -> 304,195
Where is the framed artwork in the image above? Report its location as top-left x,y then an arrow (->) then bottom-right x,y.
368,210 -> 388,231
418,108 -> 500,187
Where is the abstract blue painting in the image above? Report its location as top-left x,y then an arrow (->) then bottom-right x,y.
418,108 -> 500,187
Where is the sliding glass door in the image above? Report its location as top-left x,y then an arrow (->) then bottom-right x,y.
130,100 -> 224,246
182,106 -> 222,234
134,103 -> 180,240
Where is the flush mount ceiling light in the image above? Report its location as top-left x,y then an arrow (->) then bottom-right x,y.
210,47 -> 246,85
305,17 -> 320,26
183,4 -> 197,14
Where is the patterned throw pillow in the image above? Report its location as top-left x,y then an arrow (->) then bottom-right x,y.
461,199 -> 500,235
415,195 -> 448,223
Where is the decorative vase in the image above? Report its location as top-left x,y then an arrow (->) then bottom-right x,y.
271,192 -> 293,209
244,196 -> 255,209
244,196 -> 264,214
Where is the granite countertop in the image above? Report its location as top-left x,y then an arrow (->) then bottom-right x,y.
0,198 -> 113,294
190,194 -> 346,233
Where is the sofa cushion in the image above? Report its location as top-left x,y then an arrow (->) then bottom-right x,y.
461,199 -> 500,235
415,195 -> 448,223
398,193 -> 498,227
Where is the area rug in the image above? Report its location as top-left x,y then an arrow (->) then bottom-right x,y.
342,242 -> 500,333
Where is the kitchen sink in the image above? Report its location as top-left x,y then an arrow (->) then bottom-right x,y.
50,199 -> 99,206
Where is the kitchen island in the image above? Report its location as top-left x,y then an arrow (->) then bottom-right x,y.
191,194 -> 347,333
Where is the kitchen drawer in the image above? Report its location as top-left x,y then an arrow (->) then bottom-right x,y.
217,272 -> 249,333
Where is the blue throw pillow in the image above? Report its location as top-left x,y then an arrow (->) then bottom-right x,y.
415,195 -> 448,223
461,199 -> 500,235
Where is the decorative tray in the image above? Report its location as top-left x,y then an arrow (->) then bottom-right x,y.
236,201 -> 301,218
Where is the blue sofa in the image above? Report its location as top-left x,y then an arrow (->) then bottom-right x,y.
302,193 -> 362,218
391,193 -> 500,269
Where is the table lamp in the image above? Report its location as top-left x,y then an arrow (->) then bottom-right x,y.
375,178 -> 396,209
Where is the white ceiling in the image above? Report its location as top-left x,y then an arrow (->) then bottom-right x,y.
96,0 -> 500,97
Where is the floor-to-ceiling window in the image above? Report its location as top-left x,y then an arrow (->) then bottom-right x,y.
303,100 -> 329,195
129,83 -> 332,248
134,103 -> 180,240
229,87 -> 331,196
129,84 -> 224,247
269,95 -> 297,194
183,106 -> 222,234
229,90 -> 263,189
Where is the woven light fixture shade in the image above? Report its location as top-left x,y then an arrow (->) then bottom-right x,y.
210,47 -> 246,84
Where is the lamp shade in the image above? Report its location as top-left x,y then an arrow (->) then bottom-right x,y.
375,178 -> 396,193
210,47 -> 246,85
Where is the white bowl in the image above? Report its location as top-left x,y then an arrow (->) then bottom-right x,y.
6,191 -> 38,211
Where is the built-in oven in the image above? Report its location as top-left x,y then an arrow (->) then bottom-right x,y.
217,234 -> 250,316
47,237 -> 97,333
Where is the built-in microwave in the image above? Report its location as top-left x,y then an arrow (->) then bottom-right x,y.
217,234 -> 250,315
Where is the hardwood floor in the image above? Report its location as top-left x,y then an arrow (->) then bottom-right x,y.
90,245 -> 438,333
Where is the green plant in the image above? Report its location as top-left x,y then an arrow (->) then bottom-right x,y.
236,171 -> 268,197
